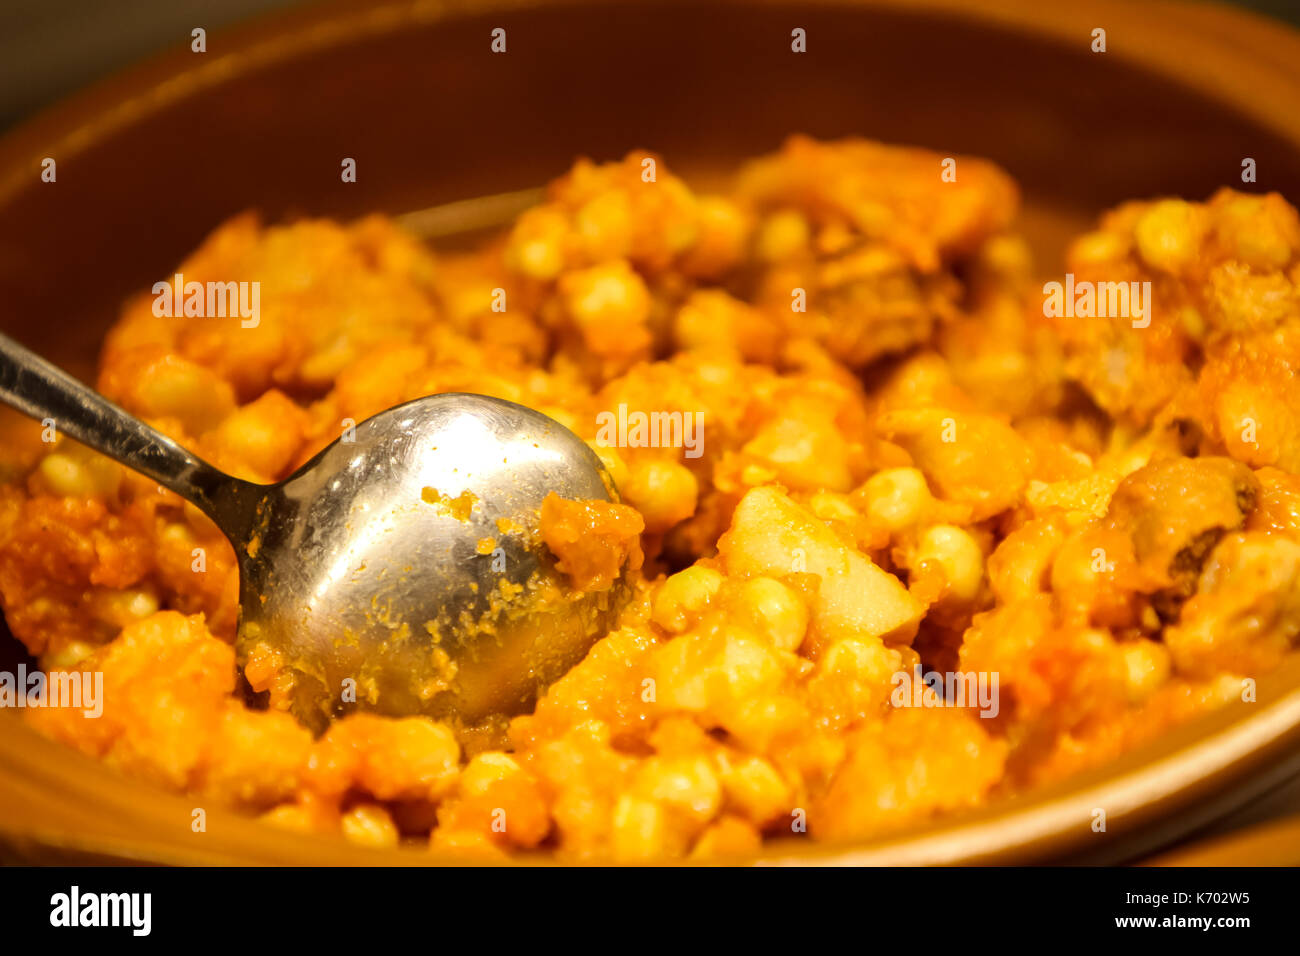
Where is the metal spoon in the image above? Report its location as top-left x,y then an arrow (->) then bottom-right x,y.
0,331 -> 628,733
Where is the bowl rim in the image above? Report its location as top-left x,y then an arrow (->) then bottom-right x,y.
3,0 -> 1300,866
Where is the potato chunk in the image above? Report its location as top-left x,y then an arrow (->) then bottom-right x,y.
1105,455 -> 1259,606
718,486 -> 924,643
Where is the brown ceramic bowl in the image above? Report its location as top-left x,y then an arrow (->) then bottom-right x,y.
3,0 -> 1300,866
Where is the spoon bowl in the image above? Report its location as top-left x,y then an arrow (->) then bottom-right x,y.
237,393 -> 625,732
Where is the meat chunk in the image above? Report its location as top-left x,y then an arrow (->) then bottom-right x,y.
735,136 -> 1020,368
1104,456 -> 1259,613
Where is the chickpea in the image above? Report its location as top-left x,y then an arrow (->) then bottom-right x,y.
91,588 -> 160,629
978,234 -> 1033,278
559,260 -> 652,355
1069,229 -> 1127,266
611,794 -> 669,861
341,804 -> 400,849
633,755 -> 722,823
209,391 -> 306,480
717,752 -> 792,825
652,565 -> 723,634
37,450 -> 122,499
1121,639 -> 1171,703
1134,199 -> 1203,273
505,207 -> 568,279
43,639 -> 98,670
818,637 -> 902,684
690,817 -> 761,858
1215,194 -> 1298,271
459,752 -> 523,796
861,467 -> 932,532
988,518 -> 1065,603
575,190 -> 633,262
623,458 -> 698,533
735,577 -> 807,652
756,209 -> 811,262
680,196 -> 750,278
132,354 -> 235,434
916,524 -> 984,602
37,453 -> 90,498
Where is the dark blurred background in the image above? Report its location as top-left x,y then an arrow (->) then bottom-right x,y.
1,0 -> 1298,132
0,0 -> 311,130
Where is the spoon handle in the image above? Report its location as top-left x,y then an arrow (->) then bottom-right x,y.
0,331 -> 256,526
